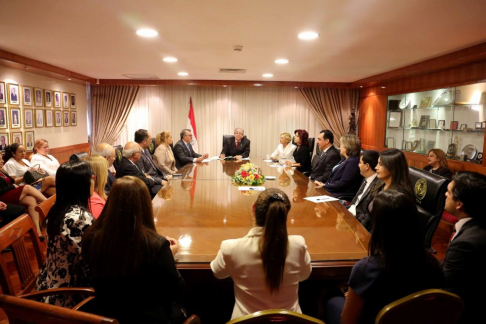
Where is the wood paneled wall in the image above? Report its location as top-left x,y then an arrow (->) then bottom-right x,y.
358,93 -> 387,151
25,143 -> 89,164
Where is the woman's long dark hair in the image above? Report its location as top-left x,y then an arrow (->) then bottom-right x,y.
254,188 -> 291,294
82,176 -> 162,277
369,190 -> 439,273
379,149 -> 413,195
46,160 -> 92,238
3,143 -> 21,162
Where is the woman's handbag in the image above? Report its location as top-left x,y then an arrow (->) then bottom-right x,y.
23,164 -> 48,184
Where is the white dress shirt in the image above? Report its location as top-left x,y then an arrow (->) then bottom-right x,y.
271,144 -> 297,161
348,173 -> 377,216
211,227 -> 312,319
450,217 -> 472,242
30,153 -> 60,176
3,158 -> 33,185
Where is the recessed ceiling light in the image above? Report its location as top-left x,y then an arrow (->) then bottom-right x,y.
381,86 -> 386,89
262,73 -> 273,78
254,84 -> 263,87
136,28 -> 158,38
295,87 -> 298,89
359,86 -> 363,88
298,31 -> 319,40
67,78 -> 71,81
275,59 -> 289,64
163,57 -> 178,63
223,85 -> 227,87
178,72 -> 189,76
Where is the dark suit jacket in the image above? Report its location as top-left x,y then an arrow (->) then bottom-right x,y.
293,145 -> 311,173
173,140 -> 201,169
350,175 -> 381,222
115,157 -> 160,197
423,165 -> 453,180
443,219 -> 486,324
310,145 -> 341,183
105,171 -> 116,194
135,148 -> 165,184
325,156 -> 363,197
220,136 -> 250,158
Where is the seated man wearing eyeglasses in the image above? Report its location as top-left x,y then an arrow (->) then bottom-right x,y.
173,129 -> 209,169
220,128 -> 250,160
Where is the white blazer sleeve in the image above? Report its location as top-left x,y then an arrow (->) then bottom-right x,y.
299,237 -> 312,281
271,145 -> 280,159
210,243 -> 230,279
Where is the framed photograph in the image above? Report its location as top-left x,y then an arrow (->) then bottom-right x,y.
24,131 -> 34,151
54,110 -> 62,127
427,140 -> 436,151
438,120 -> 445,129
45,110 -> 54,127
54,91 -> 61,108
460,124 -> 467,131
475,122 -> 482,130
45,90 -> 53,108
22,85 -> 33,106
482,122 -> 486,129
428,119 -> 436,129
0,133 -> 8,151
386,137 -> 395,148
450,121 -> 458,130
0,82 -> 5,105
70,93 -> 76,109
9,107 -> 21,128
71,111 -> 77,126
0,107 -> 7,129
24,108 -> 34,128
62,92 -> 69,109
34,87 -> 43,107
7,83 -> 20,105
63,111 -> 70,127
11,131 -> 22,145
419,115 -> 430,129
419,97 -> 432,108
35,109 -> 44,127
388,111 -> 402,128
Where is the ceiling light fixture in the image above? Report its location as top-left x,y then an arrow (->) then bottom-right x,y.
136,28 -> 158,38
163,57 -> 178,63
262,73 -> 273,78
381,86 -> 386,89
298,31 -> 319,40
178,72 -> 189,76
254,84 -> 263,87
359,86 -> 363,88
275,59 -> 289,64
67,78 -> 71,81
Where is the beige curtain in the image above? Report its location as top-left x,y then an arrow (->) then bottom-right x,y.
299,88 -> 360,146
88,85 -> 139,151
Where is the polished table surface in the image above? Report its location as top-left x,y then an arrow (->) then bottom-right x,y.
153,159 -> 370,270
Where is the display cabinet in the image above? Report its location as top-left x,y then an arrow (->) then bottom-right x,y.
385,82 -> 486,164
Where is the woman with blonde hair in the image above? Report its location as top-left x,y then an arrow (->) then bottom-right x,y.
423,148 -> 453,179
271,132 -> 296,162
31,139 -> 60,175
154,131 -> 178,175
84,155 -> 108,218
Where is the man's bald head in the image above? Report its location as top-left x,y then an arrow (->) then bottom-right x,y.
123,142 -> 142,161
95,143 -> 116,167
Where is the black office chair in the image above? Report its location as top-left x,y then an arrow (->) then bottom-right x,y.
113,145 -> 123,169
69,151 -> 88,161
408,167 -> 450,250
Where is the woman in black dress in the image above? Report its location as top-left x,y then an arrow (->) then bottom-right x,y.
287,129 -> 311,174
423,148 -> 453,179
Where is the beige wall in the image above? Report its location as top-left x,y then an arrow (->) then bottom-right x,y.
0,65 -> 88,149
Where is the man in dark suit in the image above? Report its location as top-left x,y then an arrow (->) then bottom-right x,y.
173,129 -> 208,169
134,129 -> 167,185
0,136 -> 7,151
348,150 -> 381,229
310,130 -> 340,183
220,128 -> 250,159
115,142 -> 161,198
95,143 -> 117,194
442,172 -> 486,324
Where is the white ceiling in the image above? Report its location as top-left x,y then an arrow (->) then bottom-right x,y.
1,0 -> 486,82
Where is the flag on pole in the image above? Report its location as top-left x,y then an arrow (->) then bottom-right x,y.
187,97 -> 199,153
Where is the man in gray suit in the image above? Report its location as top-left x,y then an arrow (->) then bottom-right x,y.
173,129 -> 208,169
134,129 -> 168,185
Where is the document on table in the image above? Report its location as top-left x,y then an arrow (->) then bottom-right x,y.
304,195 -> 339,203
238,186 -> 266,191
202,156 -> 220,162
263,159 -> 273,162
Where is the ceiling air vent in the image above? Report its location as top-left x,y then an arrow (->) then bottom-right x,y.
219,68 -> 246,74
122,74 -> 159,79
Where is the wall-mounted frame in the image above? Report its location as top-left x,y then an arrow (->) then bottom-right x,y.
22,85 -> 33,106
386,137 -> 395,148
11,131 -> 23,145
54,110 -> 62,127
9,107 -> 21,128
24,131 -> 34,152
54,91 -> 61,108
70,93 -> 76,109
438,120 -> 445,129
0,107 -> 7,129
388,111 -> 402,128
45,110 -> 53,127
0,82 -> 5,105
62,92 -> 69,109
460,124 -> 467,131
34,87 -> 43,107
419,115 -> 430,129
0,133 -> 9,151
419,97 -> 432,108
71,111 -> 77,126
7,83 -> 20,105
45,90 -> 53,108
35,109 -> 44,128
63,111 -> 70,127
24,108 -> 34,128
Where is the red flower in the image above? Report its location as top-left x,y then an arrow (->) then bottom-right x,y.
241,170 -> 248,177
255,174 -> 260,179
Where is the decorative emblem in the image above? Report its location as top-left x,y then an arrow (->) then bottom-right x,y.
415,178 -> 427,202
116,149 -> 122,161
149,142 -> 155,154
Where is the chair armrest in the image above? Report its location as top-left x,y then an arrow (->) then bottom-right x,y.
18,287 -> 95,300
72,296 -> 95,311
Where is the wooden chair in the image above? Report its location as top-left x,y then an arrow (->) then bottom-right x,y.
375,289 -> 464,324
226,309 -> 324,324
34,194 -> 56,223
0,294 -> 118,324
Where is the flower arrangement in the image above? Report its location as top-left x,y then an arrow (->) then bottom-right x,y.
232,162 -> 266,186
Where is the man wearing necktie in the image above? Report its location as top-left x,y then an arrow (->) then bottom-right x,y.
134,129 -> 169,185
442,172 -> 486,324
173,129 -> 209,169
310,130 -> 340,183
94,142 -> 117,194
220,128 -> 250,160
115,142 -> 161,198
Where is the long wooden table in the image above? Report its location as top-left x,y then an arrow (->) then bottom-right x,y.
153,159 -> 370,278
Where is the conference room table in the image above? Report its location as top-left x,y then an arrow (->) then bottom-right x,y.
153,158 -> 370,279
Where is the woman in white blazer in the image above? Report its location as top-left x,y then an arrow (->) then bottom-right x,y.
271,132 -> 297,162
211,188 -> 312,319
153,131 -> 178,175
